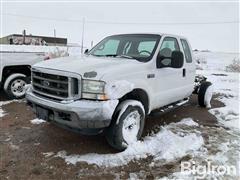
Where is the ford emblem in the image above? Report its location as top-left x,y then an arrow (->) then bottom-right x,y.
43,80 -> 50,87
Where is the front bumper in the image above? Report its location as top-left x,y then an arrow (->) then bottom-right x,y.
26,87 -> 118,130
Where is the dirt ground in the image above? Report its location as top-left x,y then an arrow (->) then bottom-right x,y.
0,91 -> 230,179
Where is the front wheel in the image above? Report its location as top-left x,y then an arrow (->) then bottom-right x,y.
4,74 -> 28,99
105,100 -> 145,151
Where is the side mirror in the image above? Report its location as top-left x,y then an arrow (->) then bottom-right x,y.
156,51 -> 184,68
84,49 -> 89,54
171,51 -> 184,68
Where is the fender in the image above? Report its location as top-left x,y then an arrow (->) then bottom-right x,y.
3,73 -> 26,91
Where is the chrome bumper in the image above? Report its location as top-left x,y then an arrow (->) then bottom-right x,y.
26,87 -> 118,129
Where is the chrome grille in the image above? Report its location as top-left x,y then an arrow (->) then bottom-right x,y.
32,69 -> 80,101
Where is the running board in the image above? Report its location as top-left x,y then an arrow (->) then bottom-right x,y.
150,98 -> 189,117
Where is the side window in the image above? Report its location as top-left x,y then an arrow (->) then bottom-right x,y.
138,41 -> 156,56
93,39 -> 120,55
181,39 -> 192,63
159,37 -> 180,66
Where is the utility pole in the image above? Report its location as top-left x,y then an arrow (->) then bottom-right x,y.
54,29 -> 56,46
81,17 -> 85,54
22,29 -> 26,45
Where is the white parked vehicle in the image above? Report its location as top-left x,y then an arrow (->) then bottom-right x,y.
0,50 -> 45,99
26,33 -> 212,150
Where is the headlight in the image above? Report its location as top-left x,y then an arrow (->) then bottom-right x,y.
82,80 -> 105,94
82,80 -> 107,100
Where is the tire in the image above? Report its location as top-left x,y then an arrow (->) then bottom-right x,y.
198,81 -> 213,108
4,74 -> 28,99
105,100 -> 145,151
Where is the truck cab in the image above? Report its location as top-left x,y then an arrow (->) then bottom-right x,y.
26,33 -> 204,150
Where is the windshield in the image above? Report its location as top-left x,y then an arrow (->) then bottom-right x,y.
88,34 -> 161,62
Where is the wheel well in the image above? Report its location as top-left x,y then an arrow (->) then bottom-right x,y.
2,65 -> 31,83
119,89 -> 149,114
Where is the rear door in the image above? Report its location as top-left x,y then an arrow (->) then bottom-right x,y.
180,39 -> 195,96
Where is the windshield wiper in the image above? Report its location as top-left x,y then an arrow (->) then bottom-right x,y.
104,54 -> 136,60
116,54 -> 134,59
90,54 -> 141,61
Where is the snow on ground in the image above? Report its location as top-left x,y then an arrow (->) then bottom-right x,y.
195,51 -> 239,130
0,100 -> 18,118
54,118 -> 203,167
30,118 -> 46,125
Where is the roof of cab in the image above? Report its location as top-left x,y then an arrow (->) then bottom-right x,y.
108,33 -> 187,39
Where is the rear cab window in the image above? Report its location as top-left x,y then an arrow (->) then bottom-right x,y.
180,39 -> 192,63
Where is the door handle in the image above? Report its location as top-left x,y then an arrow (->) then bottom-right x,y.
183,68 -> 186,77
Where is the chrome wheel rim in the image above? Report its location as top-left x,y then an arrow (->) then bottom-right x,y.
10,79 -> 26,97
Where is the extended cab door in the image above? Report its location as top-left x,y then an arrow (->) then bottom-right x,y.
180,38 -> 195,97
153,36 -> 192,108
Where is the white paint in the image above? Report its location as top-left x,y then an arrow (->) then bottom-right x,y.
105,80 -> 134,99
102,100 -> 119,119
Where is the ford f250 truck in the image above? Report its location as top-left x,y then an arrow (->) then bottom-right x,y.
26,34 -> 212,150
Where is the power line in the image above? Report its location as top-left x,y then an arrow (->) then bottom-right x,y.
2,13 -> 239,25
2,0 -> 239,3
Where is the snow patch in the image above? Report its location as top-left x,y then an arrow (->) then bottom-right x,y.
175,118 -> 199,126
55,118 -> 203,167
209,96 -> 239,130
197,70 -> 239,130
30,118 -> 46,125
0,100 -> 18,118
42,152 -> 55,158
116,100 -> 145,125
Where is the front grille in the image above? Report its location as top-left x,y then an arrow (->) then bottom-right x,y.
32,70 -> 79,100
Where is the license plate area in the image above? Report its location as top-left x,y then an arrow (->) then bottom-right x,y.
36,106 -> 49,120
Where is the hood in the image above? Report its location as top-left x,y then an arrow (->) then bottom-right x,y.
33,55 -> 141,80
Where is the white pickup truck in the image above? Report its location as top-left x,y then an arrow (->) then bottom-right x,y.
26,33 -> 212,150
0,50 -> 45,99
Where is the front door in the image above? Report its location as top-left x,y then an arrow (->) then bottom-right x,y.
153,36 -> 187,108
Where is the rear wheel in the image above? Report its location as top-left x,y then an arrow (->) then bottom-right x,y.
4,74 -> 28,99
198,81 -> 213,108
105,100 -> 145,151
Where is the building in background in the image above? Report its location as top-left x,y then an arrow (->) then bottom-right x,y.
0,33 -> 67,46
